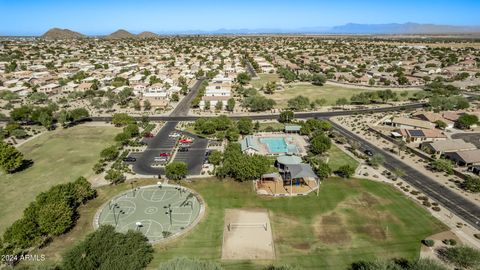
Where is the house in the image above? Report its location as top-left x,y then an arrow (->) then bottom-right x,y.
399,129 -> 447,143
420,139 -> 477,155
389,117 -> 435,130
240,136 -> 261,155
413,112 -> 454,129
444,149 -> 480,167
38,83 -> 60,95
77,82 -> 93,91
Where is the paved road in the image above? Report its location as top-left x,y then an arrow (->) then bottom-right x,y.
330,121 -> 480,230
451,133 -> 480,148
132,79 -> 208,176
170,79 -> 205,117
88,103 -> 425,122
246,61 -> 258,78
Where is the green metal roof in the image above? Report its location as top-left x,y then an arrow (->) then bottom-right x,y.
284,125 -> 301,132
276,155 -> 302,165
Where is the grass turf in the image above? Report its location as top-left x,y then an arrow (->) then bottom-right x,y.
148,178 -> 445,269
26,178 -> 446,269
251,74 -> 281,89
262,83 -> 423,108
0,125 -> 119,233
327,144 -> 360,171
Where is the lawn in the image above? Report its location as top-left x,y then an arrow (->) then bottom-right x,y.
263,83 -> 423,108
251,74 -> 281,89
148,178 -> 445,269
0,125 -> 119,233
25,177 -> 446,270
327,144 -> 360,171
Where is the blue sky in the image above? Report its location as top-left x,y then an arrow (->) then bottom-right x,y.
1,0 -> 479,35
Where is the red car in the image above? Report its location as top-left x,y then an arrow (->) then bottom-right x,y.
159,152 -> 171,157
144,133 -> 154,138
179,139 -> 193,144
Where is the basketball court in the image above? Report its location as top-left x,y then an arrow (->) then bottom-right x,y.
95,184 -> 204,243
222,208 -> 275,260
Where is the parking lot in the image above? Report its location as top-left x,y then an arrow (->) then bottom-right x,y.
131,121 -> 208,176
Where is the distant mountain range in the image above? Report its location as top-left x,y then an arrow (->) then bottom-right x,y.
38,23 -> 480,39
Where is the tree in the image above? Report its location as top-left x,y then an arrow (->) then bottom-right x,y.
236,72 -> 251,86
166,162 -> 187,180
100,145 -> 119,161
243,96 -> 276,112
316,162 -> 332,180
311,73 -> 326,86
336,98 -> 349,107
37,201 -> 74,236
430,159 -> 454,175
310,133 -> 331,155
2,218 -> 41,250
336,165 -> 355,178
456,114 -> 479,129
158,257 -> 223,270
368,154 -> 385,168
62,225 -> 153,270
38,111 -> 53,129
171,93 -> 179,102
215,100 -> 223,111
69,108 -> 89,122
112,113 -> 134,127
462,176 -> 480,193
439,246 -> 480,269
237,118 -> 253,135
143,99 -> 152,111
264,81 -> 276,94
208,151 -> 222,166
226,98 -> 235,112
287,95 -> 310,111
392,168 -> 405,180
279,110 -> 294,123
0,141 -> 24,173
105,169 -> 126,184
435,120 -> 447,130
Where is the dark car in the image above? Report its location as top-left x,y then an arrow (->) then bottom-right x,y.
123,156 -> 136,162
143,132 -> 154,138
178,147 -> 189,152
364,149 -> 374,156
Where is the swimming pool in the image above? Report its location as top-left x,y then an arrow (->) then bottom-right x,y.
260,137 -> 298,154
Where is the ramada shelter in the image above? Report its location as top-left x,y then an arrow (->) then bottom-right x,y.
255,155 -> 319,196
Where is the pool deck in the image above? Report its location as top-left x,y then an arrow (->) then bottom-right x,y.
246,133 -> 308,156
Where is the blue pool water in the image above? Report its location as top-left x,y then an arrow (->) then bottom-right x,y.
260,137 -> 297,154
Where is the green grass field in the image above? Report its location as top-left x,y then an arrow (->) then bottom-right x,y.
251,74 -> 281,89
0,125 -> 119,233
26,178 -> 445,270
148,178 -> 445,270
327,144 -> 360,171
262,83 -> 423,108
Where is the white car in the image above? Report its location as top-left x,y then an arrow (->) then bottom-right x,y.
154,156 -> 167,162
169,132 -> 181,138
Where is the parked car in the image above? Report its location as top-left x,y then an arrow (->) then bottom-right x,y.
178,147 -> 189,152
364,149 -> 374,156
169,132 -> 181,138
159,152 -> 171,157
154,156 -> 167,162
143,132 -> 154,138
123,157 -> 136,162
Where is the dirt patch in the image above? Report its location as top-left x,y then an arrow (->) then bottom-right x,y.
291,242 -> 311,250
314,213 -> 351,244
355,224 -> 387,241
